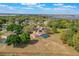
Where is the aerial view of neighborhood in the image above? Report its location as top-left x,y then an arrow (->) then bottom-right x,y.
0,3 -> 79,56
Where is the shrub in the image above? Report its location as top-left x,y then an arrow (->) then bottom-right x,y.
73,31 -> 79,51
19,32 -> 30,44
6,34 -> 20,47
52,26 -> 58,33
23,25 -> 34,33
6,32 -> 30,48
61,29 -> 74,46
61,31 -> 67,44
45,27 -> 54,34
69,21 -> 79,33
7,23 -> 22,34
66,31 -> 74,46
48,21 -> 59,33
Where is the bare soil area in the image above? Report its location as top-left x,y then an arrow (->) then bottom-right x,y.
0,33 -> 79,56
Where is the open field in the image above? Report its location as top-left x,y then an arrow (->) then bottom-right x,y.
0,33 -> 79,56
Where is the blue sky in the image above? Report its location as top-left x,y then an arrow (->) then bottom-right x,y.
0,3 -> 79,14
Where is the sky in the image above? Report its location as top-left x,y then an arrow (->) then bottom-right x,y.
0,3 -> 79,14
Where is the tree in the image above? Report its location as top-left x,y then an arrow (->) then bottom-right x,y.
57,19 -> 70,29
6,32 -> 30,48
0,18 -> 6,24
47,20 -> 58,33
73,31 -> 79,51
7,23 -> 22,34
69,21 -> 79,33
19,32 -> 30,44
6,34 -> 21,47
0,18 -> 7,31
61,29 -> 74,46
66,30 -> 74,46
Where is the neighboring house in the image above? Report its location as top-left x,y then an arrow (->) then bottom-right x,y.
29,20 -> 35,25
15,18 -> 20,24
44,20 -> 49,25
22,19 -> 29,25
0,31 -> 14,40
0,31 -> 14,44
2,24 -> 7,31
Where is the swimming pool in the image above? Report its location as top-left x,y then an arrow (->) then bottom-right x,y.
40,34 -> 49,38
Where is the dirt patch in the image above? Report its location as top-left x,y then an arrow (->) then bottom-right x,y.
0,33 -> 79,56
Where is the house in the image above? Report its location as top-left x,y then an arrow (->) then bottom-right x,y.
44,20 -> 49,26
0,31 -> 14,40
21,18 -> 31,25
15,18 -> 20,24
22,19 -> 29,25
2,24 -> 7,31
0,31 -> 14,44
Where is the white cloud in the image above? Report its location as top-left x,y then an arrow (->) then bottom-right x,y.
62,5 -> 76,8
9,7 -> 16,10
21,3 -> 38,6
52,7 -> 74,11
22,7 -> 34,9
21,3 -> 76,11
53,3 -> 64,6
53,8 -> 65,10
20,3 -> 46,10
52,3 -> 77,12
0,4 -> 7,7
0,3 -> 78,14
0,4 -> 16,10
53,3 -> 77,9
